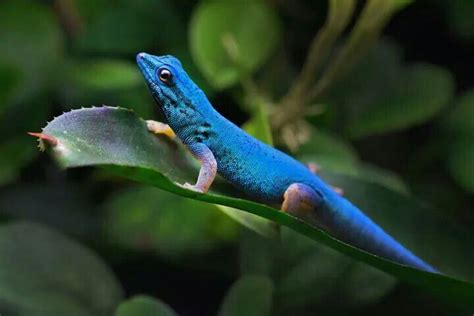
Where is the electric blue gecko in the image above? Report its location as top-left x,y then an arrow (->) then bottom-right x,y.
136,52 -> 437,273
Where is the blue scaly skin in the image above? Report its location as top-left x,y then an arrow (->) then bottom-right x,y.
136,52 -> 437,273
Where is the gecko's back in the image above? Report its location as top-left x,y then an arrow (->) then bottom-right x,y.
206,110 -> 316,203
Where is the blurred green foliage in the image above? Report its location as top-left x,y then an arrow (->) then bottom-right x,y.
441,90 -> 474,192
325,40 -> 455,138
189,0 -> 281,89
0,222 -> 123,315
104,186 -> 238,258
217,275 -> 274,316
115,295 -> 178,316
0,0 -> 472,315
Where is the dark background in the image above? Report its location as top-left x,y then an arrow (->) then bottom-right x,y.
0,0 -> 473,315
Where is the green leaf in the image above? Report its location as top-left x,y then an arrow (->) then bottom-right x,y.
325,40 -> 454,138
104,186 -> 238,257
0,136 -> 38,186
347,63 -> 454,138
441,90 -> 474,192
243,100 -> 273,145
38,107 -> 474,307
443,89 -> 474,137
297,128 -> 408,193
444,0 -> 474,40
0,62 -> 22,115
69,60 -> 142,90
0,0 -> 62,103
77,0 -> 184,54
115,295 -> 177,316
275,230 -> 396,311
239,229 -> 277,277
189,0 -> 281,89
60,60 -> 153,118
217,205 -> 277,238
354,163 -> 409,194
0,99 -> 51,138
298,128 -> 359,174
0,222 -> 123,315
0,182 -> 99,237
446,139 -> 474,193
218,275 -> 274,316
240,229 -> 396,311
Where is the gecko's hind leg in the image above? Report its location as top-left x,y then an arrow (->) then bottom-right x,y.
282,183 -> 323,221
146,120 -> 176,139
307,162 -> 343,196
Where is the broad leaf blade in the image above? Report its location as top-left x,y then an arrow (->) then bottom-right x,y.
39,107 -> 474,307
115,295 -> 178,316
347,63 -> 454,138
69,59 -> 142,90
189,0 -> 281,89
104,186 -> 238,257
441,90 -> 474,192
0,0 -> 62,103
0,222 -> 123,315
218,275 -> 274,316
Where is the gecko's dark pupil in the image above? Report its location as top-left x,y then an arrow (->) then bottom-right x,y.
159,69 -> 172,83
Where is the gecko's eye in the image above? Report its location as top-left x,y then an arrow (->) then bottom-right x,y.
157,68 -> 173,85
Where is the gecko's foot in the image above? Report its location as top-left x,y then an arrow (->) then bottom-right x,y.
146,120 -> 176,139
177,182 -> 206,193
306,162 -> 343,195
307,162 -> 321,174
332,186 -> 344,196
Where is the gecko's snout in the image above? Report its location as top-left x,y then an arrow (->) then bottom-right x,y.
136,52 -> 154,76
136,52 -> 147,63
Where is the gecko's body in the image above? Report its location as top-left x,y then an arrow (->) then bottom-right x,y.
137,53 -> 436,273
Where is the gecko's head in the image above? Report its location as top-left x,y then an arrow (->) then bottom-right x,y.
136,52 -> 210,129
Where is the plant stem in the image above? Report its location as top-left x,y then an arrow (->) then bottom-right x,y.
53,0 -> 83,39
308,0 -> 410,100
272,0 -> 356,130
271,0 -> 412,149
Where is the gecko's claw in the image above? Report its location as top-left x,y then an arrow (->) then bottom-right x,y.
332,186 -> 344,196
307,162 -> 321,174
177,182 -> 205,193
306,162 -> 343,195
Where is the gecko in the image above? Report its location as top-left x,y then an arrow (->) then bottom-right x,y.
136,52 -> 437,273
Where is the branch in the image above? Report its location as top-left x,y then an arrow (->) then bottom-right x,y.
308,0 -> 411,100
272,0 -> 356,129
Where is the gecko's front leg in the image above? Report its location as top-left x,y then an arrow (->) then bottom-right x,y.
181,143 -> 217,193
147,120 -> 216,193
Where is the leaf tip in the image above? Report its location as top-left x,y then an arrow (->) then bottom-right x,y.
28,132 -> 58,151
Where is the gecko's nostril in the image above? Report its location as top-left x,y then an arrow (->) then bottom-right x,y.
136,52 -> 146,62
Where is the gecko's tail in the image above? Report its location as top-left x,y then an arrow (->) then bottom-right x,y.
317,187 -> 438,273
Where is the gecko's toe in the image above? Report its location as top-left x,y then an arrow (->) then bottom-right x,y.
332,186 -> 344,195
307,162 -> 321,174
177,182 -> 205,193
146,120 -> 176,138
